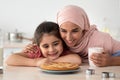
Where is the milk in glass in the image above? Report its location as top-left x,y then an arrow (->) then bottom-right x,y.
88,47 -> 104,68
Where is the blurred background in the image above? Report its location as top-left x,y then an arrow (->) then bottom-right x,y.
0,0 -> 120,41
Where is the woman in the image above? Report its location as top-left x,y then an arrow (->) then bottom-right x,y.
56,5 -> 120,67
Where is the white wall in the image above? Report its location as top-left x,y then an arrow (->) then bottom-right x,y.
0,0 -> 120,39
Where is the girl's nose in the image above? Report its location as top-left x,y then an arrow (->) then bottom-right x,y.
49,46 -> 55,52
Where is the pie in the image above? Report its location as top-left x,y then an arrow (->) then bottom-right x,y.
40,62 -> 79,71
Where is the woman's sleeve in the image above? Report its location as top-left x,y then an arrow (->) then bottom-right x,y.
111,38 -> 120,54
112,51 -> 120,56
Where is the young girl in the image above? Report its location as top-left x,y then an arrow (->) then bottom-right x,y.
5,21 -> 81,67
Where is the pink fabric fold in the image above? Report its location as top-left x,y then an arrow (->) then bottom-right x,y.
57,5 -> 90,31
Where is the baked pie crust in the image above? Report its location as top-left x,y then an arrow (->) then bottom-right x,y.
40,62 -> 79,71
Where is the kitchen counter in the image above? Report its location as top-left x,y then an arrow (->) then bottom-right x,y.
3,41 -> 32,59
3,40 -> 31,48
0,63 -> 120,80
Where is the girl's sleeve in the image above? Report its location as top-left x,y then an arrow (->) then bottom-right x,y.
60,49 -> 70,56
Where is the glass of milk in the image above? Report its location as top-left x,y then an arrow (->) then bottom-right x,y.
88,47 -> 104,67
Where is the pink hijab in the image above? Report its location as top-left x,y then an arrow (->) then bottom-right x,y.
57,5 -> 120,60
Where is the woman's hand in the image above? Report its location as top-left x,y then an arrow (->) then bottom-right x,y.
22,43 -> 41,58
90,52 -> 112,67
22,43 -> 37,53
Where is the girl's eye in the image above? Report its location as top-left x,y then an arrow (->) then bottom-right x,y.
42,45 -> 49,48
53,42 -> 59,46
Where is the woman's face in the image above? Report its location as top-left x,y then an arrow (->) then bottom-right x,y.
39,34 -> 63,60
59,22 -> 83,47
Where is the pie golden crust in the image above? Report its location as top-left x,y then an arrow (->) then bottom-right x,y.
40,62 -> 79,71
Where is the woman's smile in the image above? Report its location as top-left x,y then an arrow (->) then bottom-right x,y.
60,22 -> 83,47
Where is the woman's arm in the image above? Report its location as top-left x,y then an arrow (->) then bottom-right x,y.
110,51 -> 120,66
110,57 -> 120,66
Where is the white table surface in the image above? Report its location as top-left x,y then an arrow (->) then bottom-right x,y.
0,63 -> 120,80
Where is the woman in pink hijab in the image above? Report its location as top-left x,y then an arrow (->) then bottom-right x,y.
57,5 -> 120,67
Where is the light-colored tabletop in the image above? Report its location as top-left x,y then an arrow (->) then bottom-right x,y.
0,63 -> 120,80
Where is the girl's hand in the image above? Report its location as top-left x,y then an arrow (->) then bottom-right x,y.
90,52 -> 112,67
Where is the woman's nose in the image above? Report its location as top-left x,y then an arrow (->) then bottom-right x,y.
66,33 -> 72,41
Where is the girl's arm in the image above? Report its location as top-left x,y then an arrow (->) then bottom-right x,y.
5,43 -> 45,67
54,51 -> 82,65
5,51 -> 82,67
5,53 -> 41,66
5,53 -> 51,67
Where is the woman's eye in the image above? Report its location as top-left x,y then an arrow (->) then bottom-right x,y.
72,30 -> 79,32
60,29 -> 67,33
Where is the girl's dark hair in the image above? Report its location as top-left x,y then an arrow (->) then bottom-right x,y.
33,21 -> 67,49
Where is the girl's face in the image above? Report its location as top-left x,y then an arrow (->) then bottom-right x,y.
59,22 -> 83,47
39,33 -> 63,60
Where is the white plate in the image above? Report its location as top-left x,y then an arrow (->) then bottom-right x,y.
39,68 -> 80,74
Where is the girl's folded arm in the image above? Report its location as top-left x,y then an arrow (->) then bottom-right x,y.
5,52 -> 42,67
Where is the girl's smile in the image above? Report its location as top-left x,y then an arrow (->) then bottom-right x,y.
39,34 -> 63,60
